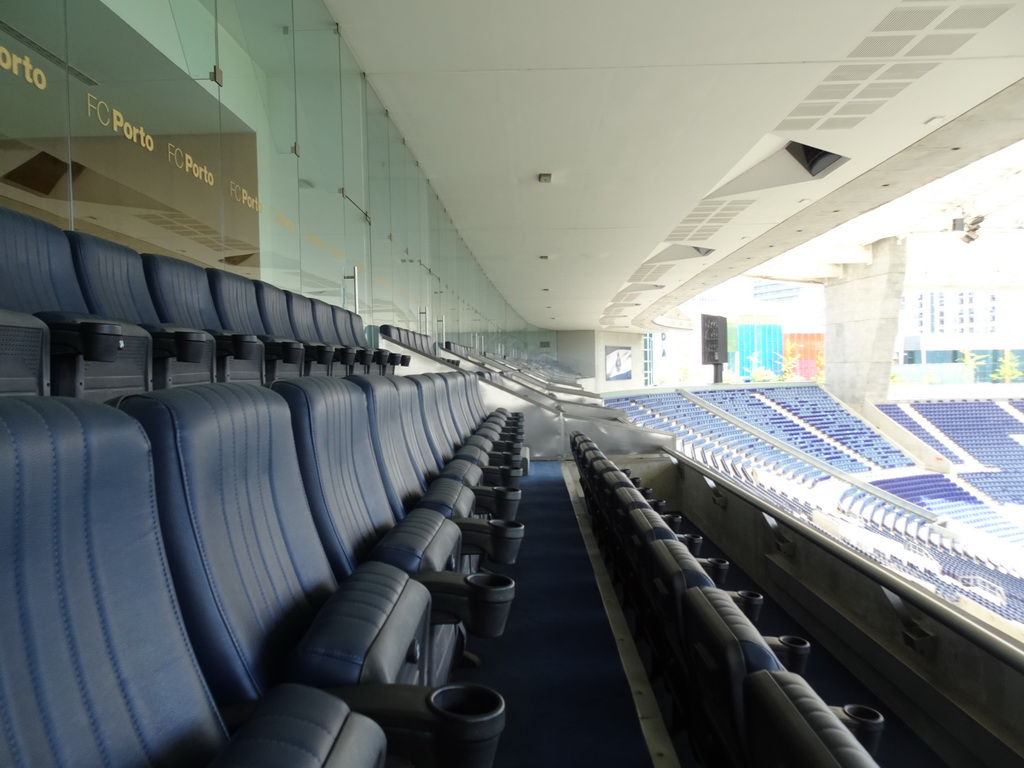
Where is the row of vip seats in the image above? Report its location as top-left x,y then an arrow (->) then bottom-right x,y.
1,369 -> 527,768
0,205 -> 408,401
570,431 -> 886,768
380,324 -> 460,366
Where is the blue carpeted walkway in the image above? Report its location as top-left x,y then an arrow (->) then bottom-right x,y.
453,460 -> 653,767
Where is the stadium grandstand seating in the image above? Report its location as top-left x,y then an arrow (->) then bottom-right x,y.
570,431 -> 884,767
875,402 -> 964,464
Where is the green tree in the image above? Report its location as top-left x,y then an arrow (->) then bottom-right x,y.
747,353 -> 780,382
960,350 -> 988,383
779,339 -> 802,382
813,349 -> 826,383
991,350 -> 1023,384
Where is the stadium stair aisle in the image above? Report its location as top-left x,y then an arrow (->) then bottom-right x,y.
453,460 -> 658,768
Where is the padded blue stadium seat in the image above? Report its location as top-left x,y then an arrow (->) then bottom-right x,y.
683,586 -> 786,768
408,374 -> 522,487
0,308 -> 49,395
0,395 -> 387,768
745,670 -> 882,767
207,267 -> 304,382
143,252 -> 265,383
0,206 -> 152,401
272,375 -> 462,575
310,297 -> 360,375
66,230 -> 217,389
345,311 -> 406,370
351,374 -> 522,521
272,375 -> 523,578
118,383 -> 454,703
251,283 -> 330,376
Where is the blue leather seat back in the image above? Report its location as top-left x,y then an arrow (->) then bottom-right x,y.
684,585 -> 783,766
336,307 -> 362,347
254,280 -> 297,339
207,267 -> 269,335
144,252 -> 225,330
745,670 -> 881,768
118,383 -> 338,705
0,396 -> 226,766
0,207 -> 90,314
65,231 -> 162,325
272,375 -> 398,577
311,298 -> 345,345
287,291 -> 324,343
349,310 -> 372,347
411,374 -> 461,462
348,374 -> 429,515
391,374 -> 447,473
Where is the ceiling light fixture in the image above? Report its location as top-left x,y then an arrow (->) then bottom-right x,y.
537,173 -> 552,183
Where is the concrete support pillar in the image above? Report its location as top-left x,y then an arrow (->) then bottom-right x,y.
824,236 -> 906,409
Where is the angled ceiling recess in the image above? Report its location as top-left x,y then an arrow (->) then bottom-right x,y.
610,0 -> 1021,332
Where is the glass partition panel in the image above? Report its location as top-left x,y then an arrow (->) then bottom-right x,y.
294,3 -> 345,303
388,118 -> 414,329
66,0 -> 225,255
216,0 -> 298,288
339,40 -> 367,213
366,84 -> 392,329
0,0 -> 71,229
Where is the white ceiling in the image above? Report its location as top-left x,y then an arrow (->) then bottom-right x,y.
325,0 -> 1024,332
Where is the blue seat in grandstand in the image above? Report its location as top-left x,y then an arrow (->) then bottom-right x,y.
0,308 -> 49,396
349,374 -> 522,522
310,296 -> 360,375
410,373 -> 522,486
142,252 -> 265,384
258,284 -> 332,376
0,206 -> 152,401
0,395 -> 387,768
348,312 -> 407,370
117,383 -> 451,702
207,267 -> 304,383
65,230 -> 217,390
272,374 -> 523,577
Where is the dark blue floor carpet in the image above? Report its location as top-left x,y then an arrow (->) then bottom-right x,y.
453,460 -> 653,768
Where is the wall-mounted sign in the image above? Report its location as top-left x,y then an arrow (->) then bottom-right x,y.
605,345 -> 632,381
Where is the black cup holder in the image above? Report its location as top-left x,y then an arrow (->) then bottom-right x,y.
429,684 -> 505,722
173,330 -> 208,363
836,704 -> 885,755
700,556 -> 729,587
466,573 -> 515,638
231,333 -> 259,361
487,519 -> 525,564
662,513 -> 683,533
681,533 -> 703,556
281,342 -> 304,365
770,635 -> 812,675
732,590 -> 764,622
333,682 -> 506,768
78,322 -> 123,362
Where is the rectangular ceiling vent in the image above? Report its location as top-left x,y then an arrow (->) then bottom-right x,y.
874,7 -> 946,32
629,264 -> 672,282
905,33 -> 974,56
936,6 -> 1011,30
824,64 -> 884,81
849,35 -> 915,58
